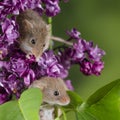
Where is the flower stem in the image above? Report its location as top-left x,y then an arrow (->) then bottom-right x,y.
60,107 -> 67,120
48,17 -> 53,49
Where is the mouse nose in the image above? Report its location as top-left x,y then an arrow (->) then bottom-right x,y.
60,96 -> 70,106
32,49 -> 42,61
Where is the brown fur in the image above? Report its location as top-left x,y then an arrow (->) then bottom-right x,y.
17,9 -> 50,59
30,77 -> 70,106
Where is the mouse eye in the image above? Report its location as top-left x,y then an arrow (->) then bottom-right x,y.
30,39 -> 36,45
54,90 -> 59,96
43,44 -> 45,47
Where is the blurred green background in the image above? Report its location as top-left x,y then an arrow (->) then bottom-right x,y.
53,0 -> 120,100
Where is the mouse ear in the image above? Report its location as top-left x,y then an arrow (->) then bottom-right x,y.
29,80 -> 47,90
23,19 -> 33,30
58,78 -> 69,91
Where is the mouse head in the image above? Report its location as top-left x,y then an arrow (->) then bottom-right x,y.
19,19 -> 50,60
30,77 -> 70,106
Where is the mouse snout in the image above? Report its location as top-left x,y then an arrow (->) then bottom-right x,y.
32,49 -> 43,61
59,96 -> 70,106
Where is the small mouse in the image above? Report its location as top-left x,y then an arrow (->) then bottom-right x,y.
16,9 -> 50,60
29,77 -> 70,120
29,76 -> 70,106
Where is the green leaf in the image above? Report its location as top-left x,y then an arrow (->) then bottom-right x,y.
76,79 -> 120,120
0,88 -> 42,120
76,111 -> 97,120
87,79 -> 120,120
86,79 -> 120,106
66,91 -> 83,109
55,117 -> 61,120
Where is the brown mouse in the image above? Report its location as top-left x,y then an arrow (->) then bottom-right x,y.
29,77 -> 70,106
17,9 -> 50,60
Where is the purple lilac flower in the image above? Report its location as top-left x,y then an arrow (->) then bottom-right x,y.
89,45 -> 105,61
0,0 -> 43,19
1,18 -> 19,45
26,0 -> 41,9
81,39 -> 93,51
0,17 -> 19,59
65,28 -> 106,75
7,74 -> 24,98
80,59 -> 104,76
71,39 -> 85,62
45,0 -> 61,17
23,69 -> 35,86
0,1 -> 22,18
8,57 -> 29,77
0,68 -> 24,100
80,59 -> 93,75
67,28 -> 81,40
92,61 -> 104,76
38,50 -> 68,78
0,0 -> 65,18
65,80 -> 74,90
8,56 -> 35,86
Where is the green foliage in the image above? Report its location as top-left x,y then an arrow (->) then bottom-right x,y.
1,79 -> 120,120
62,79 -> 120,120
67,91 -> 83,109
0,88 -> 42,120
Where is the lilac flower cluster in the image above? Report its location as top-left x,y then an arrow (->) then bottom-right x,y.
38,50 -> 68,78
57,28 -> 105,76
0,17 -> 19,59
0,0 -> 68,18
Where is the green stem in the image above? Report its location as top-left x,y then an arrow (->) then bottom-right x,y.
48,17 -> 53,49
60,107 -> 67,120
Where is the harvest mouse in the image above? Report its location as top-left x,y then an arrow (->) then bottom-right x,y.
29,77 -> 70,120
29,76 -> 70,106
17,9 -> 50,60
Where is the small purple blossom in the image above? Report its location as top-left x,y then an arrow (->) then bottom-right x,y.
1,18 -> 19,44
7,74 -> 24,98
8,56 -> 36,86
45,0 -> 60,17
0,0 -> 43,18
92,61 -> 104,76
71,39 -> 85,62
67,28 -> 81,40
0,0 -> 65,18
38,51 -> 68,78
80,60 -> 93,75
0,18 -> 19,59
8,57 -> 29,77
80,59 -> 104,76
23,69 -> 35,86
89,45 -> 105,61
